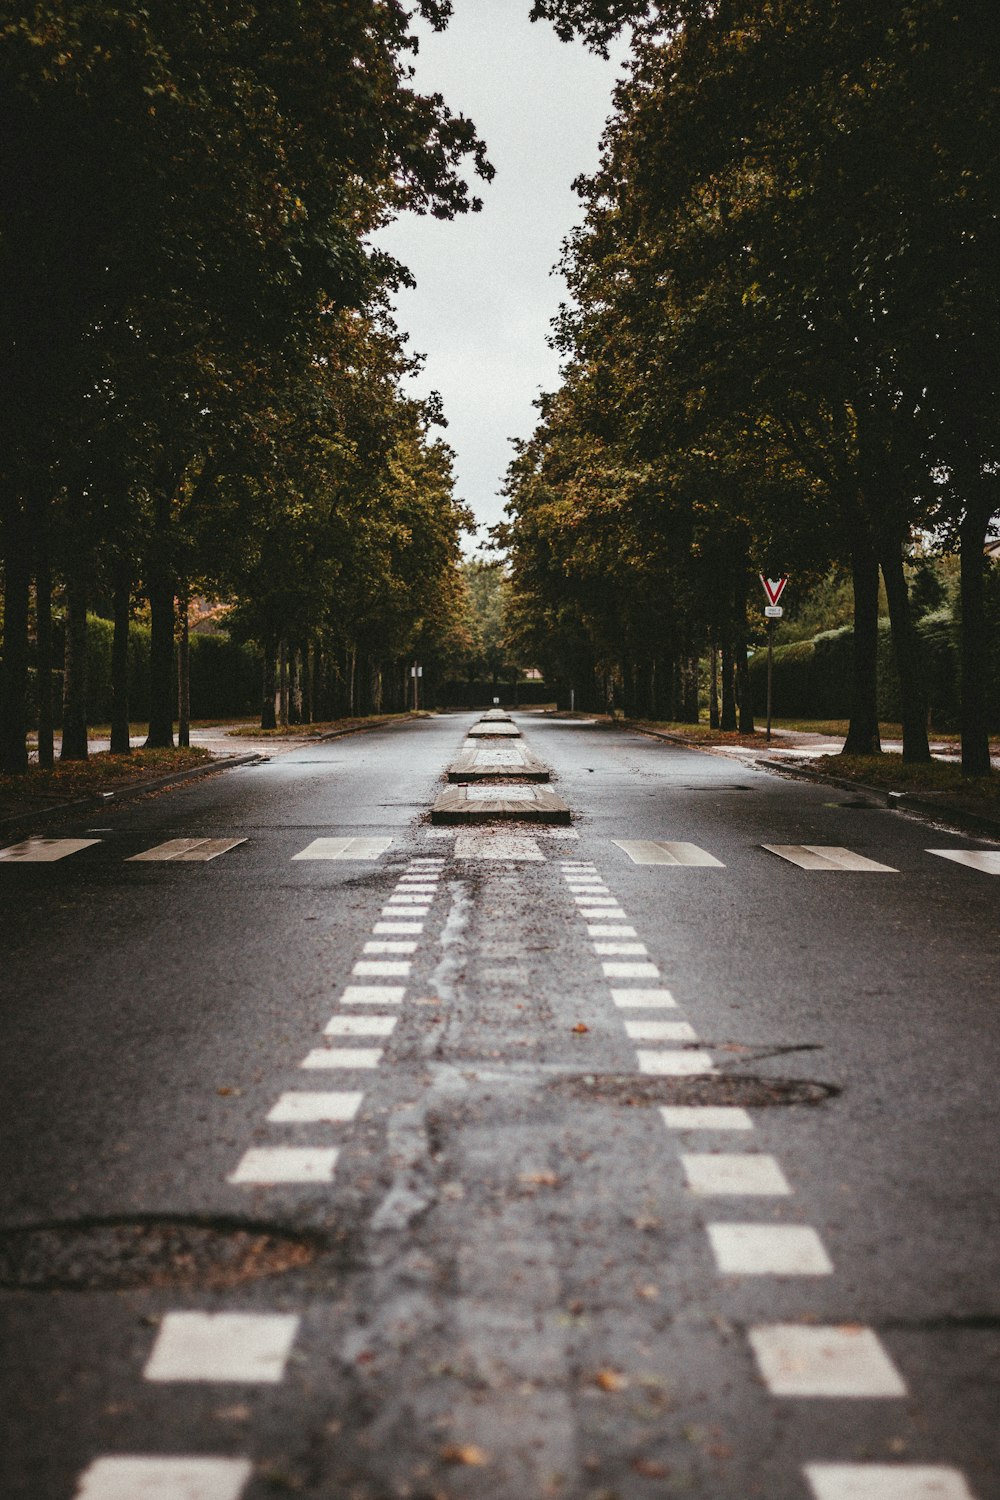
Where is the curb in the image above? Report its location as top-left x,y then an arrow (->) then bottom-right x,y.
624,722 -> 1000,841
0,753 -> 264,840
314,712 -> 422,742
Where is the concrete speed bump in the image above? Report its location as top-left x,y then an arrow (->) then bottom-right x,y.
432,784 -> 570,824
448,745 -> 549,783
467,723 -> 521,738
479,710 -> 512,722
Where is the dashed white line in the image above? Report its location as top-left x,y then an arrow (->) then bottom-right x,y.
363,941 -> 417,954
324,1015 -> 397,1036
707,1224 -> 833,1275
594,941 -> 648,956
301,1048 -> 383,1069
340,985 -> 405,1004
144,1312 -> 300,1383
373,921 -> 423,935
587,924 -> 638,937
386,893 -> 433,904
613,839 -> 725,867
612,988 -> 677,1008
749,1324 -> 907,1397
128,838 -> 247,863
382,906 -> 428,917
73,1456 -> 253,1500
681,1153 -> 791,1196
762,845 -> 897,873
227,1146 -> 340,1184
638,1050 -> 716,1075
804,1464 -> 976,1499
927,849 -> 1000,875
624,1020 -> 697,1041
351,959 -> 411,976
266,1091 -> 363,1123
602,961 -> 660,978
580,907 -> 627,920
660,1105 -> 751,1128
291,836 -> 392,860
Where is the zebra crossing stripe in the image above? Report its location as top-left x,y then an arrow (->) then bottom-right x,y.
0,837 -> 99,862
707,1223 -> 833,1275
749,1325 -> 907,1397
128,838 -> 246,862
612,839 -> 724,867
928,848 -> 1000,874
804,1464 -> 976,1499
227,1147 -> 339,1184
144,1311 -> 300,1382
73,1456 -> 253,1499
763,844 -> 897,872
292,836 -> 392,860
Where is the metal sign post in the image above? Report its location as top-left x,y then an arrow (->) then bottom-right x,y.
759,576 -> 789,743
410,663 -> 422,711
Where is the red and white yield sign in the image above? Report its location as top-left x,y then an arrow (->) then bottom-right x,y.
760,574 -> 789,607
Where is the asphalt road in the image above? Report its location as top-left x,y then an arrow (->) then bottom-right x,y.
1,712 -> 997,1500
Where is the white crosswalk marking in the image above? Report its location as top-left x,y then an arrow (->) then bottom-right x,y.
128,838 -> 246,863
227,1146 -> 339,1184
613,839 -> 725,867
660,1106 -> 752,1129
301,1047 -> 383,1069
682,1153 -> 791,1196
638,1050 -> 716,1075
594,941 -> 648,956
749,1325 -> 907,1397
324,1014 -> 396,1036
763,844 -> 897,872
73,1456 -> 253,1500
928,848 -> 1000,874
352,959 -> 410,976
612,988 -> 676,1007
707,1224 -> 833,1274
341,985 -> 405,1004
292,836 -> 392,860
625,1020 -> 697,1041
804,1464 -> 976,1499
602,960 -> 659,978
0,837 -> 99,863
266,1091 -> 362,1123
144,1312 -> 300,1382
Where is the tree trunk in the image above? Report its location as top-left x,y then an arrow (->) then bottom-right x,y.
260,629 -> 277,729
0,508 -> 30,773
61,569 -> 89,760
709,644 -> 720,729
177,580 -> 190,748
736,580 -> 754,732
842,543 -> 882,756
145,572 -> 175,747
720,637 -> 737,730
110,563 -> 131,754
348,645 -> 356,717
277,639 -> 289,728
35,533 -> 54,770
959,504 -> 992,776
880,542 -> 930,763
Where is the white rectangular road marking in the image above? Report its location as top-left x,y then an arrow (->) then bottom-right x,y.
613,988 -> 677,1008
352,959 -> 411,977
373,921 -> 423,934
682,1153 -> 791,1196
129,838 -> 246,862
749,1324 -> 907,1397
594,941 -> 648,956
266,1091 -> 363,1123
661,1105 -> 752,1129
291,836 -> 392,860
325,1014 -> 397,1037
581,907 -> 627,920
574,894 -> 616,904
0,837 -> 99,863
341,985 -> 405,1005
625,1020 -> 697,1041
804,1464 -> 976,1500
382,906 -> 428,917
364,941 -> 417,954
708,1224 -> 833,1275
602,961 -> 660,979
144,1311 -> 300,1382
928,848 -> 1000,874
763,844 -> 897,872
387,892 -> 434,903
613,839 -> 724,867
588,924 -> 638,937
227,1147 -> 339,1184
302,1048 -> 382,1069
639,1050 -> 716,1075
74,1456 -> 253,1500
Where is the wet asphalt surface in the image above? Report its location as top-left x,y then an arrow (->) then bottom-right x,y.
0,712 -> 998,1500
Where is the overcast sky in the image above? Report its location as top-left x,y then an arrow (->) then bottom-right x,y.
374,1 -> 627,551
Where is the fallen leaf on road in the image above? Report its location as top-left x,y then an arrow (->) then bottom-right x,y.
636,1284 -> 660,1300
572,1023 -> 590,1034
595,1369 -> 627,1392
217,1086 -> 242,1097
441,1444 -> 489,1466
519,1171 -> 560,1188
631,1458 -> 670,1478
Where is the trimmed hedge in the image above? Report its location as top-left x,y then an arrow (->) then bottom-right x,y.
750,612 -> 970,728
35,617 -> 260,726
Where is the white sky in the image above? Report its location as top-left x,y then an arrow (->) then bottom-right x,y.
374,0 -> 628,549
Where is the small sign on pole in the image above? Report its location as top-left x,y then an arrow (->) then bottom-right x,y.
759,575 -> 789,742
